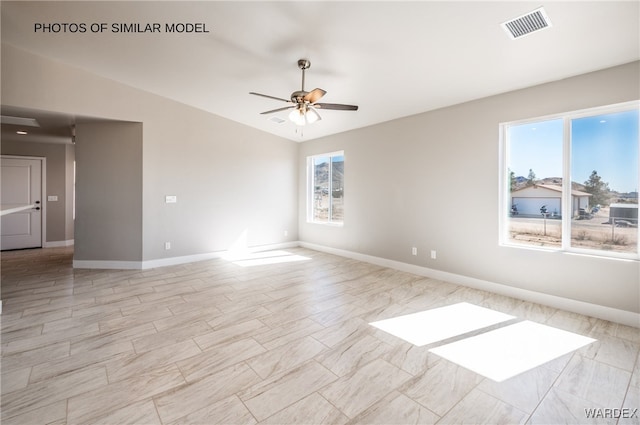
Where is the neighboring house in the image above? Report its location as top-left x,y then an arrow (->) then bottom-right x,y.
511,184 -> 591,217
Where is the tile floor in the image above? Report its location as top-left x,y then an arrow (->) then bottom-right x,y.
1,247 -> 638,424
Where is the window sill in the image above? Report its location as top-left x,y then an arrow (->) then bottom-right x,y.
500,242 -> 639,262
307,221 -> 344,227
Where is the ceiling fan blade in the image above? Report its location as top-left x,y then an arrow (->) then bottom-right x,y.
260,106 -> 296,115
249,92 -> 292,103
304,88 -> 326,104
314,103 -> 359,111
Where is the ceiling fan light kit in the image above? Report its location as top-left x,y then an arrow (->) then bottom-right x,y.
250,59 -> 358,126
289,105 -> 321,125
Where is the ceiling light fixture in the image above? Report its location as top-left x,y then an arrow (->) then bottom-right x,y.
16,130 -> 28,135
288,104 -> 321,126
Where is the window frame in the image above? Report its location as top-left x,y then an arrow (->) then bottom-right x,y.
306,150 -> 345,226
499,101 -> 640,260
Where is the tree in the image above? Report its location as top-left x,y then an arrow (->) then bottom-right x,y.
526,169 -> 536,187
509,169 -> 516,192
584,170 -> 610,206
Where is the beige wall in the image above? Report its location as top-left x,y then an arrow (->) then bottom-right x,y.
0,140 -> 75,244
1,43 -> 299,263
64,144 -> 75,241
74,121 -> 143,262
299,61 -> 640,314
141,105 -> 298,260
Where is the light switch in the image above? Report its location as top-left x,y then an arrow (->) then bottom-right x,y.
165,195 -> 177,203
48,195 -> 58,202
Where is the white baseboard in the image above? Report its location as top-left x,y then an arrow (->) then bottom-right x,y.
299,241 -> 640,328
73,259 -> 144,270
143,241 -> 300,269
44,239 -> 74,248
72,241 -> 300,271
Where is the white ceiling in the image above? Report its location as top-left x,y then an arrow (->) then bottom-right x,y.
1,1 -> 639,142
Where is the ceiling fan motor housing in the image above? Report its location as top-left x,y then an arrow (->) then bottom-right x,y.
297,59 -> 311,70
291,90 -> 308,103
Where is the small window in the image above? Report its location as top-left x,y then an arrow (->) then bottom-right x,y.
501,102 -> 639,259
307,151 -> 344,224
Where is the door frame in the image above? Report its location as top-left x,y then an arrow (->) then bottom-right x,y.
1,155 -> 47,249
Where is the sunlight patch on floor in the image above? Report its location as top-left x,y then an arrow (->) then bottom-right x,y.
221,250 -> 311,267
429,320 -> 596,382
369,302 -> 515,346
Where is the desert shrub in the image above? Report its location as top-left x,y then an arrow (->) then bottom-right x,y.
574,230 -> 589,241
603,235 -> 627,246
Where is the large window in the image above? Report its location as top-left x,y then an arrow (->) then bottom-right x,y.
501,102 -> 639,259
307,151 -> 344,224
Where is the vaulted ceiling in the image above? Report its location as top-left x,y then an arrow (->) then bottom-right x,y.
2,1 -> 639,142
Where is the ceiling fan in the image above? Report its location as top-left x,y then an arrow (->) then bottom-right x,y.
250,59 -> 358,126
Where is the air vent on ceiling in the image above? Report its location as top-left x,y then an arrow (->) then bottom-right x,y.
1,115 -> 40,127
268,116 -> 286,124
501,7 -> 552,40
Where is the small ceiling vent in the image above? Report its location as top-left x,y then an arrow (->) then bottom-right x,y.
1,115 -> 40,127
501,7 -> 552,40
268,116 -> 286,124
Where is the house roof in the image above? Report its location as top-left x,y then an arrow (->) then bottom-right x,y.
1,2 -> 638,142
513,184 -> 592,197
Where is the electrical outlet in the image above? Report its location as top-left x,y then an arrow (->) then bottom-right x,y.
431,250 -> 437,259
411,247 -> 417,256
165,242 -> 171,250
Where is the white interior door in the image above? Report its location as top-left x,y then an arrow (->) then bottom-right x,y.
1,157 -> 42,250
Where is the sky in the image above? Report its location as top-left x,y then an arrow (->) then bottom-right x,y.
508,109 -> 639,194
